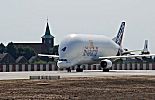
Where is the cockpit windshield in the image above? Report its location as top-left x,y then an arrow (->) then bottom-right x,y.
61,47 -> 67,52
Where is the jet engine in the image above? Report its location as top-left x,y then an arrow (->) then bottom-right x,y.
100,59 -> 112,69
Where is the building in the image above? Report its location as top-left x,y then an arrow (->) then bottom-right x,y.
0,53 -> 15,64
16,56 -> 28,64
14,22 -> 54,54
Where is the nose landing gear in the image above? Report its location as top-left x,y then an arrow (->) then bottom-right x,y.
66,67 -> 71,72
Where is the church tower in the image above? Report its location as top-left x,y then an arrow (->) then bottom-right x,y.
41,21 -> 54,53
42,21 -> 54,47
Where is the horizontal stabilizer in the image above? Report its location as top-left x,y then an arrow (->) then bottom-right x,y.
122,50 -> 142,55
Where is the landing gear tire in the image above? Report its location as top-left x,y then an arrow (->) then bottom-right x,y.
103,68 -> 109,72
66,67 -> 71,72
76,66 -> 83,72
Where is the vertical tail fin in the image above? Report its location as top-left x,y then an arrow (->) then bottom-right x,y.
144,40 -> 148,51
142,40 -> 150,54
113,22 -> 125,46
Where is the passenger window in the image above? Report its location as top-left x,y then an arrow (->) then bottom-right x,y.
59,59 -> 67,61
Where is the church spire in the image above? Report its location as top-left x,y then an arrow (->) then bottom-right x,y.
41,20 -> 54,49
42,20 -> 54,39
45,22 -> 51,35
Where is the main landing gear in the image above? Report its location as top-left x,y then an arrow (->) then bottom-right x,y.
103,68 -> 109,72
66,66 -> 83,72
76,65 -> 83,72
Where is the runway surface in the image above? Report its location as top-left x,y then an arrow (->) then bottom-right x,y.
0,70 -> 155,80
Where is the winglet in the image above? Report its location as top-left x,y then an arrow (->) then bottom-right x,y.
113,22 -> 125,46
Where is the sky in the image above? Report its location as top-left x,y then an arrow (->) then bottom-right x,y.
0,0 -> 155,53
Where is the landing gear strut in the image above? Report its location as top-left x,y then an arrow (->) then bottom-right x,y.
76,65 -> 83,72
103,68 -> 109,72
66,67 -> 71,72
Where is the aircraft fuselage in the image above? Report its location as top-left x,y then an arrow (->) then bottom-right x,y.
57,34 -> 120,68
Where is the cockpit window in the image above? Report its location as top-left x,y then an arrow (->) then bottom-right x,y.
61,47 -> 67,52
59,59 -> 67,61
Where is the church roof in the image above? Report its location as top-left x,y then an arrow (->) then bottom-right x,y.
42,22 -> 54,39
16,56 -> 28,64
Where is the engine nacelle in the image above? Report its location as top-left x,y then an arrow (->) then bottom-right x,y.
100,59 -> 112,69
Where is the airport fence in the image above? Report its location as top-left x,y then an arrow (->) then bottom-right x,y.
0,62 -> 155,72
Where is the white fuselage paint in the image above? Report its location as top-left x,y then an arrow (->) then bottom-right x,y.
57,34 -> 120,68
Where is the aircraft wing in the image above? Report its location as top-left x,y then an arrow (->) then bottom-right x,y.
38,54 -> 59,59
99,54 -> 155,59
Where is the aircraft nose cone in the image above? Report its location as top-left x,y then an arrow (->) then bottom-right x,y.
57,61 -> 71,68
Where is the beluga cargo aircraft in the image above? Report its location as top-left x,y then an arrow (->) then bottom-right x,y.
39,22 -> 155,72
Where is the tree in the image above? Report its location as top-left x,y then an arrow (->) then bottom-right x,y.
6,42 -> 17,59
0,43 -> 5,54
17,47 -> 36,60
23,47 -> 36,60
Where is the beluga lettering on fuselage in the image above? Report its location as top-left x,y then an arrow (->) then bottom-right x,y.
83,40 -> 98,56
